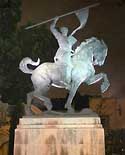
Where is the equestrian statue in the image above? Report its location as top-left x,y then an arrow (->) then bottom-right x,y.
19,4 -> 110,113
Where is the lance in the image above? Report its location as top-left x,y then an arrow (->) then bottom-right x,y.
25,3 -> 99,30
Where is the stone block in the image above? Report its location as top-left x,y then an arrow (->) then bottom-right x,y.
14,113 -> 105,155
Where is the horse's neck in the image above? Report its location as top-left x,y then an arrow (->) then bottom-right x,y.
81,48 -> 93,61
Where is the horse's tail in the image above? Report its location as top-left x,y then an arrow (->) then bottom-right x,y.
19,57 -> 40,74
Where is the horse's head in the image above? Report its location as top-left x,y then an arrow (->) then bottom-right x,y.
89,37 -> 108,66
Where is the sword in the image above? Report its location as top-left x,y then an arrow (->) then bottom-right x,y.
25,3 -> 99,30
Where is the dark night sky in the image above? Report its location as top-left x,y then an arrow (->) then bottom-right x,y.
20,0 -> 125,99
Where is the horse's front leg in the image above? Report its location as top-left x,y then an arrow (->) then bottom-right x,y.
100,73 -> 110,93
86,73 -> 110,93
65,80 -> 82,113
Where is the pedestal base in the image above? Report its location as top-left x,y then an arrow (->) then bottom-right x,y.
14,112 -> 105,155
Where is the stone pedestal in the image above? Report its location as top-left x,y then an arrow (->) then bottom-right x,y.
14,112 -> 105,155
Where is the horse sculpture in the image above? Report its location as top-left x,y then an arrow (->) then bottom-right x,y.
19,37 -> 110,113
19,8 -> 110,113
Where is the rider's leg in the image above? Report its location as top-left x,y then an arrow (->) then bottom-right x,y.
64,57 -> 73,85
66,66 -> 72,84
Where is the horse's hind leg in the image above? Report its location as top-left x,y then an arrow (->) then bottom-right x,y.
86,73 -> 110,93
31,75 -> 53,111
33,89 -> 52,111
25,91 -> 34,115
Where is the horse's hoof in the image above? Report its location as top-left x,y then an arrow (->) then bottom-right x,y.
46,104 -> 53,111
25,110 -> 34,116
67,108 -> 75,113
64,103 -> 68,109
101,82 -> 110,93
24,106 -> 34,116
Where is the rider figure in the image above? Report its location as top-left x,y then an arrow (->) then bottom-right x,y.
50,17 -> 77,86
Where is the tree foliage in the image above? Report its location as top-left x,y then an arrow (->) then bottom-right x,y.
0,26 -> 58,104
0,1 -> 58,104
0,0 -> 22,38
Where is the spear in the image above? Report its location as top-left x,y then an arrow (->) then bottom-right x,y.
25,3 -> 99,30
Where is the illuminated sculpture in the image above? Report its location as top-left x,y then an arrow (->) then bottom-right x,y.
19,4 -> 110,113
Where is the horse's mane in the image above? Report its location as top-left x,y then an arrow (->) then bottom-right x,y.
72,37 -> 107,65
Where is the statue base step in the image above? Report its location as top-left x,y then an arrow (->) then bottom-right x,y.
14,112 -> 105,155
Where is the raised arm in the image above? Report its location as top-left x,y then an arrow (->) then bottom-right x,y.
50,17 -> 69,49
50,17 -> 62,40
